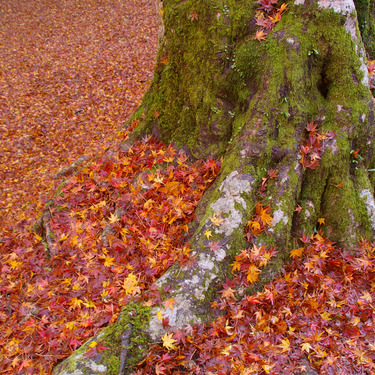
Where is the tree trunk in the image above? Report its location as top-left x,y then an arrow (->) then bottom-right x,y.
54,0 -> 375,373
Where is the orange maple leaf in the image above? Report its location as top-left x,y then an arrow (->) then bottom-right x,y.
260,207 -> 273,227
189,11 -> 198,21
278,2 -> 288,13
159,181 -> 180,196
163,297 -> 177,311
290,247 -> 304,258
246,264 -> 261,284
317,217 -> 325,225
221,287 -> 236,300
254,29 -> 267,41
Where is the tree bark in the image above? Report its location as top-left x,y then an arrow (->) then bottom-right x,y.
53,0 -> 375,373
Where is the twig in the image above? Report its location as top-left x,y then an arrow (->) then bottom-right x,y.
118,322 -> 133,375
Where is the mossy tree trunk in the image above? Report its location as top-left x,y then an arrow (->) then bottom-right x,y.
54,0 -> 375,373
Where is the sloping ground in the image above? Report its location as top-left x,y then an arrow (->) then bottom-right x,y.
0,125 -> 220,373
0,0 -> 158,229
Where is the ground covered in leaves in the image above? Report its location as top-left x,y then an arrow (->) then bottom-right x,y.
0,0 -> 158,228
0,125 -> 220,373
138,231 -> 375,375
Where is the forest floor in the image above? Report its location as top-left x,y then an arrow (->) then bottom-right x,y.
0,0 -> 158,229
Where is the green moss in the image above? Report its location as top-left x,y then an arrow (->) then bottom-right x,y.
105,356 -> 120,373
354,0 -> 375,58
55,181 -> 67,197
54,205 -> 67,212
128,0 -> 374,291
126,0 -> 258,158
53,302 -> 151,375
122,302 -> 150,364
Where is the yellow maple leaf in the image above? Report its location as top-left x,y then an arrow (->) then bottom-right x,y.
148,257 -> 157,268
71,236 -> 78,246
210,212 -> 224,227
279,2 -> 288,12
163,155 -> 174,163
221,344 -> 232,356
248,220 -> 261,231
89,341 -> 98,348
102,280 -> 110,288
83,298 -> 96,308
65,321 -> 77,330
104,256 -> 115,267
246,264 -> 261,284
11,356 -> 20,368
289,247 -> 304,258
108,212 -> 119,224
317,217 -> 325,225
301,342 -> 313,353
351,316 -> 361,326
9,259 -> 22,269
278,338 -> 290,353
121,273 -> 140,295
70,297 -> 83,309
254,29 -> 267,42
231,260 -> 241,272
360,291 -> 373,303
221,287 -> 236,300
204,230 -> 212,239
143,199 -> 155,210
101,289 -> 109,299
162,332 -> 177,350
153,174 -> 164,184
156,310 -> 164,320
262,364 -> 274,373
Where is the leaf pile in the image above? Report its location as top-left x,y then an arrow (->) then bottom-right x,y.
299,122 -> 336,170
0,0 -> 158,228
0,128 -> 220,373
254,0 -> 288,41
138,234 -> 375,374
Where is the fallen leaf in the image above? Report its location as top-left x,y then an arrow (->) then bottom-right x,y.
162,332 -> 177,350
204,230 -> 212,239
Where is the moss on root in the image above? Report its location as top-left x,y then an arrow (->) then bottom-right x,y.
53,302 -> 151,375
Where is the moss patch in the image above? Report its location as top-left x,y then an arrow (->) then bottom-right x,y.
53,301 -> 151,375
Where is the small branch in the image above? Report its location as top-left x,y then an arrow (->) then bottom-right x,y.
118,322 -> 133,375
32,205 -> 56,257
43,214 -> 56,257
53,155 -> 90,180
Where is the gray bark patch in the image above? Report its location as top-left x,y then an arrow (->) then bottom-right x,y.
210,171 -> 254,236
318,0 -> 355,14
360,189 -> 375,231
